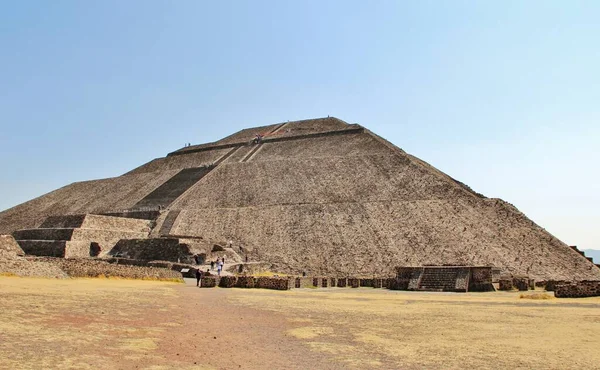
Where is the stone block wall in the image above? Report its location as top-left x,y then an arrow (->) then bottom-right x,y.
513,277 -> 530,291
407,269 -> 423,290
454,268 -> 470,292
109,238 -> 192,262
18,241 -> 69,258
554,281 -> 600,298
40,215 -> 87,228
219,276 -> 237,288
393,266 -> 494,292
255,277 -> 293,290
359,278 -> 373,287
468,267 -> 494,292
294,277 -> 315,288
44,258 -> 182,280
200,277 -> 218,287
498,279 -> 513,290
235,276 -> 256,288
545,280 -> 570,292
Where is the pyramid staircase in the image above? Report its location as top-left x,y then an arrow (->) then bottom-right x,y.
13,214 -> 150,258
418,267 -> 463,291
132,166 -> 214,209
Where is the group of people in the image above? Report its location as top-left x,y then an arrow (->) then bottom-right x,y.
194,256 -> 227,287
210,257 -> 225,276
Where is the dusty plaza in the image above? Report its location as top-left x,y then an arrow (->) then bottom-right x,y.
1,276 -> 600,370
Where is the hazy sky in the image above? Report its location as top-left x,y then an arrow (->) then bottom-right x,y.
1,1 -> 598,250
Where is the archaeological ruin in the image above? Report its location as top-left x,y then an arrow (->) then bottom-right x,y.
1,117 -> 599,294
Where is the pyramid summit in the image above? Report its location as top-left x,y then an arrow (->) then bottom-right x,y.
1,117 -> 599,281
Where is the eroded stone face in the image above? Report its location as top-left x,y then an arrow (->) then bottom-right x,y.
1,117 -> 599,282
554,281 -> 600,298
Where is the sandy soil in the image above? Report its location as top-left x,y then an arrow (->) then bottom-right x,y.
1,277 -> 600,370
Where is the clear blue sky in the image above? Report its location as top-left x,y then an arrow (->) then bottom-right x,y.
1,1 -> 598,250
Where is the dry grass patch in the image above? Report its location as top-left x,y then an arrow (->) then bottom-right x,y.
0,277 -> 187,369
519,292 -> 554,300
226,289 -> 600,369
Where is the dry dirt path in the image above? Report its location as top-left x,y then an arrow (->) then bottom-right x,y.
0,277 -> 339,370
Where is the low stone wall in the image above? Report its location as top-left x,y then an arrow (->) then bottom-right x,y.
44,258 -> 182,281
219,276 -> 237,288
329,277 -> 337,287
498,279 -> 513,291
513,277 -> 530,291
468,267 -> 494,292
373,278 -> 383,288
200,277 -> 218,287
108,238 -> 192,262
545,280 -> 570,292
235,276 -> 256,288
255,277 -> 293,290
554,281 -> 600,298
103,258 -> 200,278
359,278 -> 373,287
295,277 -> 315,288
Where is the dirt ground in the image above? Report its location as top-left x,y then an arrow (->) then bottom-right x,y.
1,277 -> 600,370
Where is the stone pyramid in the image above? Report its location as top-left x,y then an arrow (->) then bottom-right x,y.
1,117 -> 598,280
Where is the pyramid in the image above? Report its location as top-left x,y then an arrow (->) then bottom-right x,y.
1,117 -> 598,280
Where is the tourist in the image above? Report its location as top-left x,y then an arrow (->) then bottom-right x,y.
210,260 -> 215,270
217,260 -> 223,276
195,269 -> 202,287
222,256 -> 225,265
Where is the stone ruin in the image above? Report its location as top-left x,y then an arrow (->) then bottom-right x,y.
1,117 -> 599,287
391,266 -> 495,292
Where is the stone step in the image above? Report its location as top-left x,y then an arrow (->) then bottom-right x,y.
13,228 -> 147,243
17,240 -> 94,258
70,229 -> 148,244
419,268 -> 459,291
133,166 -> 214,209
13,228 -> 75,241
40,214 -> 151,233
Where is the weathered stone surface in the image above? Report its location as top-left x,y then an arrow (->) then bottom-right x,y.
513,277 -> 530,291
218,276 -> 237,288
108,238 -> 192,262
498,279 -> 513,291
234,276 -> 256,288
468,267 -> 494,292
39,257 -> 182,280
393,266 -> 494,292
200,277 -> 218,288
2,117 -> 599,282
545,280 -> 570,292
255,277 -> 293,290
554,281 -> 600,298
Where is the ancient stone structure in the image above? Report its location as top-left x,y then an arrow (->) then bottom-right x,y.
554,281 -> 600,298
1,117 -> 599,281
13,214 -> 150,258
393,266 -> 495,292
